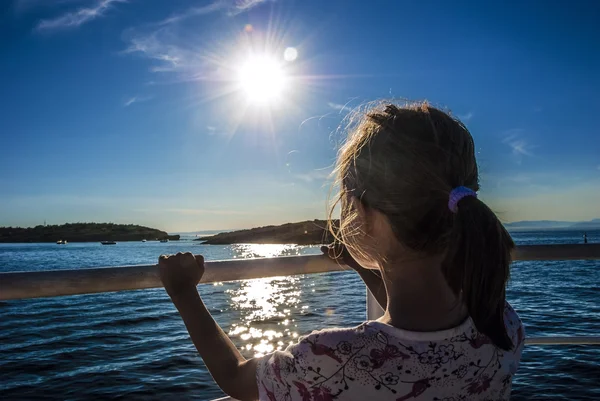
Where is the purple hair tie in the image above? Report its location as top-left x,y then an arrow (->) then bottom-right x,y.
448,186 -> 477,213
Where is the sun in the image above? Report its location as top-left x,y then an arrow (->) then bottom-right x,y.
237,56 -> 286,104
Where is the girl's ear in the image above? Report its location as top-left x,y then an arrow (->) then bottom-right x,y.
355,196 -> 387,236
349,196 -> 369,228
347,197 -> 393,270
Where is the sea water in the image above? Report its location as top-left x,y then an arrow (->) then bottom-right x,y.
0,231 -> 598,400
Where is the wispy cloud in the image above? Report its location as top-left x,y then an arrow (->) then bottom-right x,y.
295,169 -> 333,183
484,172 -> 555,193
233,0 -> 271,14
159,0 -> 271,25
457,111 -> 473,122
206,126 -> 217,135
123,95 -> 153,107
122,28 -> 208,78
35,0 -> 126,32
16,0 -> 88,14
502,129 -> 536,163
503,136 -> 533,156
158,1 -> 227,26
327,102 -> 353,113
133,207 -> 248,216
166,208 -> 248,216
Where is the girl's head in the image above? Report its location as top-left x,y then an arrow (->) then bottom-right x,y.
329,101 -> 514,350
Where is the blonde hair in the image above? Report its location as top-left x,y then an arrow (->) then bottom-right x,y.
328,101 -> 515,350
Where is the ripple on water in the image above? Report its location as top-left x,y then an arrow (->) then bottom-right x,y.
1,234 -> 599,400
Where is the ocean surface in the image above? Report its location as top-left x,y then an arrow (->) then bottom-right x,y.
1,230 -> 598,400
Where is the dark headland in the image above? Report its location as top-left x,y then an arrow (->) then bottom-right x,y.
196,219 -> 336,245
0,223 -> 179,243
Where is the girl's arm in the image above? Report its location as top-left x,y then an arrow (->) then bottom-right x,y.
159,253 -> 258,401
321,245 -> 387,310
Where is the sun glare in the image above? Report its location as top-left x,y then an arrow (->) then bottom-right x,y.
237,56 -> 286,104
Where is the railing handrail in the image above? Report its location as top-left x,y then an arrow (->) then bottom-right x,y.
0,244 -> 598,301
1,244 -> 599,348
525,336 -> 600,345
0,254 -> 341,301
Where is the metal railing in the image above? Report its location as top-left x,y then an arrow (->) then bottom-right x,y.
1,243 -> 599,346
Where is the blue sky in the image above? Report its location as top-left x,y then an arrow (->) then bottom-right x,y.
0,0 -> 598,232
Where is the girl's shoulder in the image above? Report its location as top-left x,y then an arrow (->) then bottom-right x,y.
504,301 -> 522,327
504,302 -> 526,351
293,301 -> 524,356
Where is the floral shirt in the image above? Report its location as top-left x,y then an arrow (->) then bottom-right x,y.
257,303 -> 524,401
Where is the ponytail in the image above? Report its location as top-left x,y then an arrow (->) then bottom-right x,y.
442,196 -> 515,351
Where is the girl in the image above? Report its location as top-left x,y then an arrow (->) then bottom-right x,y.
159,102 -> 525,401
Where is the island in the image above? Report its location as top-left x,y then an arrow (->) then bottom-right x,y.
0,223 -> 180,243
196,219 -> 337,245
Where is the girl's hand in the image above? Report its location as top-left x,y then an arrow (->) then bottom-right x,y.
158,252 -> 205,297
322,243 -> 387,310
321,243 -> 363,271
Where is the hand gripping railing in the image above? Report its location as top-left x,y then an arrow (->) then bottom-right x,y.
1,244 -> 599,346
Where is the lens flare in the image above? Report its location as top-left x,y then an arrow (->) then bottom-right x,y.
283,47 -> 298,62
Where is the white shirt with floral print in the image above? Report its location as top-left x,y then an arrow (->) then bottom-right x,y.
257,303 -> 524,401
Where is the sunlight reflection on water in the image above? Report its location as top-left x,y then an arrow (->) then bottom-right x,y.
227,277 -> 302,357
226,244 -> 304,357
232,243 -> 301,258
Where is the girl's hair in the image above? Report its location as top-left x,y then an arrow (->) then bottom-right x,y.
328,101 -> 515,351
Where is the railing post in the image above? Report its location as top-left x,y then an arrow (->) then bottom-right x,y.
367,289 -> 385,320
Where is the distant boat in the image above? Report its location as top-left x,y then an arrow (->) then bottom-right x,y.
159,239 -> 169,243
100,241 -> 116,245
142,239 -> 147,242
56,240 -> 67,245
